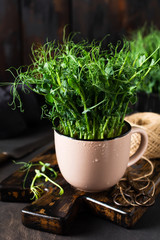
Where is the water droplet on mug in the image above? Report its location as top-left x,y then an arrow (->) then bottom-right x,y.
92,158 -> 99,163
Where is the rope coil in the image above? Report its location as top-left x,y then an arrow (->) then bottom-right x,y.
126,112 -> 160,159
114,157 -> 155,207
114,112 -> 160,207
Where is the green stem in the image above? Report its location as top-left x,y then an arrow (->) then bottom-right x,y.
101,90 -> 119,138
22,166 -> 31,189
139,46 -> 160,67
81,95 -> 90,136
30,174 -> 38,191
93,94 -> 98,139
40,173 -> 64,195
101,117 -> 110,138
107,117 -> 117,138
77,70 -> 91,135
117,101 -> 129,136
119,52 -> 129,76
128,69 -> 145,82
57,116 -> 67,135
69,101 -> 81,117
67,120 -> 73,138
141,58 -> 160,81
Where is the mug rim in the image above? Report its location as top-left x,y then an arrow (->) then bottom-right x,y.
54,120 -> 131,142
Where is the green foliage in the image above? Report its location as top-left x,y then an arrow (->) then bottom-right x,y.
129,26 -> 160,94
14,160 -> 63,200
8,35 -> 160,139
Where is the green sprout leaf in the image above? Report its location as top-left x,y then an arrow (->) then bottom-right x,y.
35,169 -> 41,177
129,26 -> 160,94
45,93 -> 54,104
7,31 -> 160,139
14,160 -> 63,200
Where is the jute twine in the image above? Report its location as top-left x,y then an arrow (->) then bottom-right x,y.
114,156 -> 155,207
114,112 -> 160,207
125,112 -> 160,159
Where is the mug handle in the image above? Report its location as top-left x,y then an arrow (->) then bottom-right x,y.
127,126 -> 148,167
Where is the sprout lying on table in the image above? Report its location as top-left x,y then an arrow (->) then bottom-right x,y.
14,160 -> 64,200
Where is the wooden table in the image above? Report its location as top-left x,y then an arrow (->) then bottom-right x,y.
1,144 -> 160,240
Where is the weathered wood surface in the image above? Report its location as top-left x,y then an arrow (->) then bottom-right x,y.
72,0 -> 160,43
72,0 -> 127,43
1,0 -> 160,82
0,0 -> 21,82
0,148 -> 160,235
0,0 -> 70,81
21,0 -> 70,65
131,92 -> 160,114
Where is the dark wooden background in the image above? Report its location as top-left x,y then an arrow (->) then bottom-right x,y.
1,0 -> 160,82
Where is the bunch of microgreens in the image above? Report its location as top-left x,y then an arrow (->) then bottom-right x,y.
7,33 -> 160,140
14,160 -> 64,200
129,26 -> 160,95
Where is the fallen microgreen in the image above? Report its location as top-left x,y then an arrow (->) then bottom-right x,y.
30,169 -> 64,200
14,160 -> 63,200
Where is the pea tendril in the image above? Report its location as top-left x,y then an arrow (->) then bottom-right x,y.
6,33 -> 160,139
14,160 -> 64,200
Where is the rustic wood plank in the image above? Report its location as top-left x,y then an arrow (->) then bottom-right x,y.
1,0 -> 160,82
0,0 -> 21,82
1,147 -> 160,234
21,0 -> 70,65
124,0 -> 160,34
72,0 -> 127,43
72,0 -> 160,43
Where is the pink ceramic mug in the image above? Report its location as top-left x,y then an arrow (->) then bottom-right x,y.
54,121 -> 148,192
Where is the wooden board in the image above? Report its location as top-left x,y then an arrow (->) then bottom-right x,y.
0,0 -> 21,82
0,148 -> 160,235
72,0 -> 160,44
21,0 -> 70,65
2,0 -> 160,82
0,0 -> 70,82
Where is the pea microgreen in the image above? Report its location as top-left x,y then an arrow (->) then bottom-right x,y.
6,33 -> 160,139
14,160 -> 64,200
129,26 -> 160,94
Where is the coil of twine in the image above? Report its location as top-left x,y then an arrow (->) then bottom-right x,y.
114,112 -> 159,207
125,112 -> 160,159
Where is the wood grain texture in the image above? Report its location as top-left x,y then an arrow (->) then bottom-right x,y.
0,148 -> 160,234
131,92 -> 160,114
1,0 -> 160,82
21,0 -> 70,65
72,0 -> 160,43
0,0 -> 21,82
0,0 -> 70,81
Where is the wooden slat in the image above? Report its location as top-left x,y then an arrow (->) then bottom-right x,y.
21,0 -> 70,65
0,0 -> 21,82
71,0 -> 160,43
1,148 -> 160,234
71,0 -> 127,43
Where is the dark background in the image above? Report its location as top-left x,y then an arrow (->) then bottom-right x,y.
0,2 -> 160,239
0,0 -> 160,139
1,0 -> 160,82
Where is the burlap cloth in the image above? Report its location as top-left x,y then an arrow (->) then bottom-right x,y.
125,112 -> 160,159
